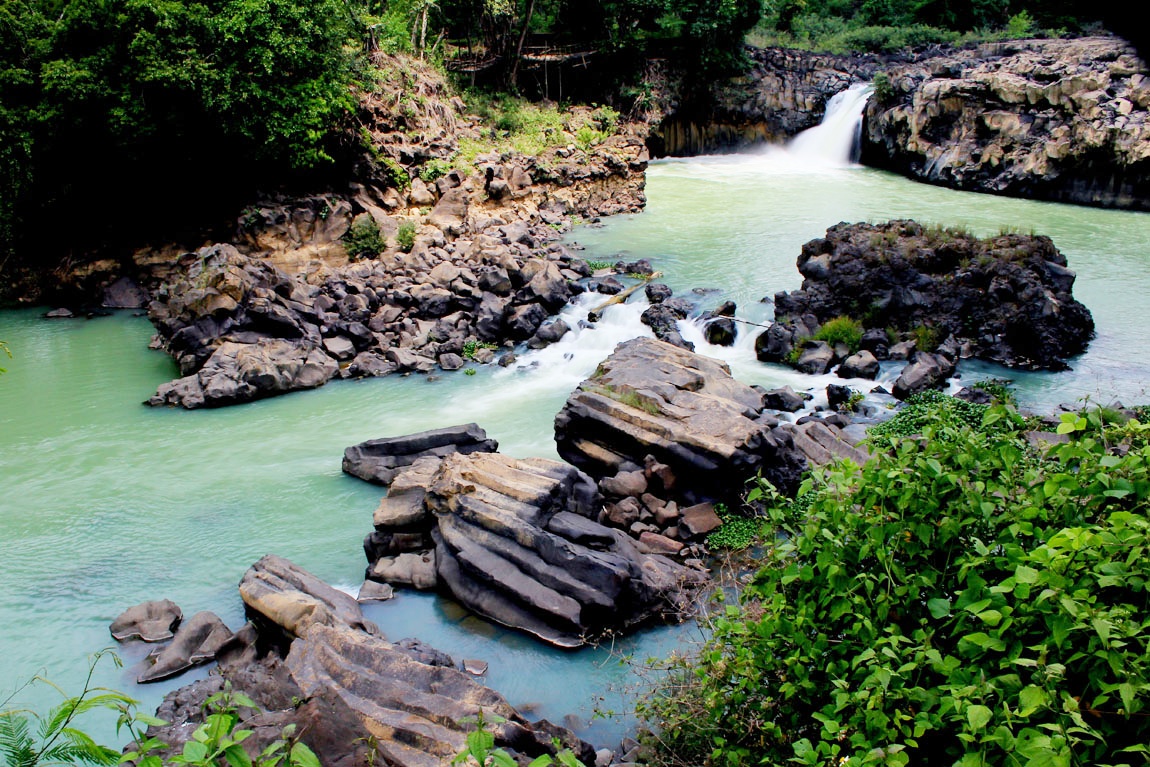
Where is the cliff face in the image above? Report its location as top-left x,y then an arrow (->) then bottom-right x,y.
862,37 -> 1150,209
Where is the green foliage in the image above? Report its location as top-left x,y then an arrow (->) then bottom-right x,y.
813,315 -> 863,353
452,711 -> 582,766
643,406 -> 1150,767
867,389 -> 992,441
343,217 -> 386,260
584,261 -> 613,272
462,340 -> 498,360
418,159 -> 455,182
396,221 -> 417,253
1005,9 -> 1035,37
706,503 -> 764,550
1,0 -> 363,260
1,654 -> 322,767
871,70 -> 894,102
0,651 -> 130,767
379,157 -> 411,191
911,323 -> 940,352
0,341 -> 10,376
971,378 -> 1016,405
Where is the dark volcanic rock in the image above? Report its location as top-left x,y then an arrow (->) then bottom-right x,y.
773,220 -> 1094,371
862,38 -> 1150,211
342,423 -> 498,485
554,337 -> 808,500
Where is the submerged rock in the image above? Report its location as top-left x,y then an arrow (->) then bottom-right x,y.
110,599 -> 183,643
138,611 -> 232,683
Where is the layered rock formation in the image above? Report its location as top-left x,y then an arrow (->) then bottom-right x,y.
343,423 -> 499,485
554,337 -> 808,500
143,555 -> 593,767
361,450 -> 702,647
863,37 -> 1150,209
766,220 -> 1094,384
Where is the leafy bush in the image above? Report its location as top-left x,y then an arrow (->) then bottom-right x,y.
395,221 -> 417,253
642,407 -> 1150,766
867,389 -> 992,441
419,159 -> 455,183
813,316 -> 864,353
872,70 -> 895,103
911,323 -> 940,352
343,216 -> 386,260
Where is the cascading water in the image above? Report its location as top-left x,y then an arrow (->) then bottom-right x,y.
785,82 -> 874,166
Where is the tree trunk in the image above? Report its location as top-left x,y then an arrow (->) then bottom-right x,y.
507,0 -> 536,90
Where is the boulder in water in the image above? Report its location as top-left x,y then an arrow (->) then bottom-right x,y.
110,599 -> 183,643
366,451 -> 703,647
138,611 -> 233,683
342,423 -> 499,485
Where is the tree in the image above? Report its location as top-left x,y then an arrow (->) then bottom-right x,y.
0,0 -> 363,264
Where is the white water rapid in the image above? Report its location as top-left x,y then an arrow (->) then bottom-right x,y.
784,82 -> 874,166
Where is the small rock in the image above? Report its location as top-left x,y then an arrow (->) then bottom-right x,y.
110,599 -> 183,643
600,470 -> 648,498
680,503 -> 722,538
357,580 -> 395,603
462,659 -> 489,676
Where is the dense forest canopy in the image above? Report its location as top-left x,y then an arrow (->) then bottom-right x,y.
0,0 -> 1133,270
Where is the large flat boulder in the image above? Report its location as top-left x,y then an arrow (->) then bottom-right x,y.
343,423 -> 499,485
238,554 -> 378,644
554,337 -> 806,500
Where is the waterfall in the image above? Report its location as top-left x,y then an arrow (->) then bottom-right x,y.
786,83 -> 873,167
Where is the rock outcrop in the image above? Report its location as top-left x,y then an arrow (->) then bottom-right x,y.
343,423 -> 499,485
863,37 -> 1150,209
144,556 -> 594,767
138,611 -> 233,683
554,337 -> 808,500
769,220 -> 1094,377
362,450 -> 703,647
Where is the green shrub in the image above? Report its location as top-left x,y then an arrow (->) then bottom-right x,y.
1005,10 -> 1035,38
706,503 -> 764,550
462,340 -> 497,360
867,389 -> 992,441
642,408 -> 1150,767
419,158 -> 454,183
813,316 -> 863,353
872,70 -> 894,103
911,322 -> 940,352
379,157 -> 411,191
395,221 -> 417,253
343,216 -> 386,260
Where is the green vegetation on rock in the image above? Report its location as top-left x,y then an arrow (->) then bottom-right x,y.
642,398 -> 1150,766
813,315 -> 863,353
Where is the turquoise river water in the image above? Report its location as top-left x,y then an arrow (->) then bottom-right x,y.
3,140 -> 1150,748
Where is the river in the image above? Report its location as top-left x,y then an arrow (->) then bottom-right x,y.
3,92 -> 1150,750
